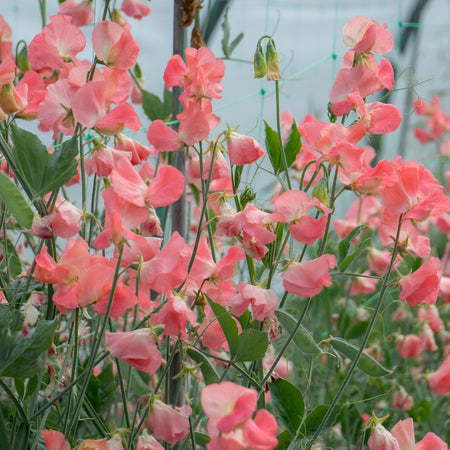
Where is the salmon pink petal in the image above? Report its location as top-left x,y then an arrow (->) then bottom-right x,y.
227,132 -> 265,166
282,254 -> 336,298
71,81 -> 107,128
93,20 -> 139,70
163,54 -> 187,89
243,409 -> 278,450
147,120 -> 181,152
415,433 -> 448,449
96,102 -> 141,134
42,429 -> 71,450
121,0 -> 151,19
289,216 -> 328,244
428,355 -> 450,396
106,329 -> 162,374
147,165 -> 184,207
58,0 -> 94,27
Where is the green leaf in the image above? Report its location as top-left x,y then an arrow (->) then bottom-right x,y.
1,239 -> 23,279
339,238 -> 371,272
234,329 -> 268,362
409,398 -> 431,422
283,121 -> 301,169
269,379 -> 304,435
142,90 -> 172,121
207,297 -> 238,358
186,347 -> 220,385
275,309 -> 321,354
0,172 -> 34,229
24,375 -> 39,399
275,430 -> 292,450
0,407 -> 11,450
229,33 -> 244,56
86,363 -> 116,415
129,368 -> 152,397
338,225 -> 366,267
221,8 -> 231,57
264,121 -> 281,174
194,431 -> 210,446
9,126 -> 78,197
0,306 -> 56,379
329,337 -> 391,377
299,404 -> 342,437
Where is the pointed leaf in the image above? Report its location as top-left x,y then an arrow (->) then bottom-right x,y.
339,238 -> 371,272
299,404 -> 342,438
330,337 -> 391,377
269,378 -> 304,435
0,172 -> 34,229
41,135 -> 78,195
229,33 -> 244,55
187,347 -> 220,385
207,297 -> 238,358
142,90 -> 172,122
221,7 -> 231,57
234,329 -> 268,362
1,238 -> 23,279
275,309 -> 320,354
337,225 -> 366,265
283,121 -> 301,169
264,121 -> 281,173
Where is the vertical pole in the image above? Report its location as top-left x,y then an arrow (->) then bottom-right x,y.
169,0 -> 185,409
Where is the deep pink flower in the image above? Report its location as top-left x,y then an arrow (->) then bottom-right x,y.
201,382 -> 257,433
282,254 -> 336,298
428,355 -> 450,396
398,257 -> 441,307
106,329 -> 162,374
92,20 -> 140,70
148,400 -> 191,444
227,132 -> 265,166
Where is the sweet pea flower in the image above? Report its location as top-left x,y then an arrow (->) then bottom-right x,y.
137,430 -> 163,450
282,254 -> 336,298
41,429 -> 71,450
228,282 -> 277,320
121,0 -> 151,19
148,400 -> 191,444
201,382 -> 257,433
227,131 -> 265,166
398,257 -> 441,307
58,0 -> 94,26
428,355 -> 450,396
92,20 -> 140,70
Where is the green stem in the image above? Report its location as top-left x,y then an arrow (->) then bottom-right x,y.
305,214 -> 404,448
275,80 -> 292,190
65,246 -> 124,438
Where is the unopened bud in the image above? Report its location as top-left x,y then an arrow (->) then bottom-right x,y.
266,39 -> 280,81
312,177 -> 329,208
16,42 -> 31,73
253,42 -> 267,79
0,84 -> 19,115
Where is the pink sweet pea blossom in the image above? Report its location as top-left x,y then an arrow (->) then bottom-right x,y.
342,16 -> 393,55
58,0 -> 94,27
28,15 -> 86,71
398,257 -> 441,307
150,291 -> 197,339
106,329 -> 162,374
148,400 -> 191,444
121,0 -> 151,19
137,431 -> 163,450
201,382 -> 257,433
92,20 -> 140,70
282,254 -> 336,298
42,429 -> 71,450
428,355 -> 450,395
227,132 -> 265,166
228,282 -> 277,320
368,423 -> 400,450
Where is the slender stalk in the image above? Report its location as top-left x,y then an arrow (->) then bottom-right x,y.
275,79 -> 292,190
305,214 -> 404,448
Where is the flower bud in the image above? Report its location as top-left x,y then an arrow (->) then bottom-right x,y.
0,84 -> 19,115
253,42 -> 267,78
312,177 -> 329,208
266,39 -> 280,81
16,42 -> 31,73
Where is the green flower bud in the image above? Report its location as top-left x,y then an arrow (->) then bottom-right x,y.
266,39 -> 280,81
312,177 -> 329,208
16,42 -> 31,73
253,42 -> 267,78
